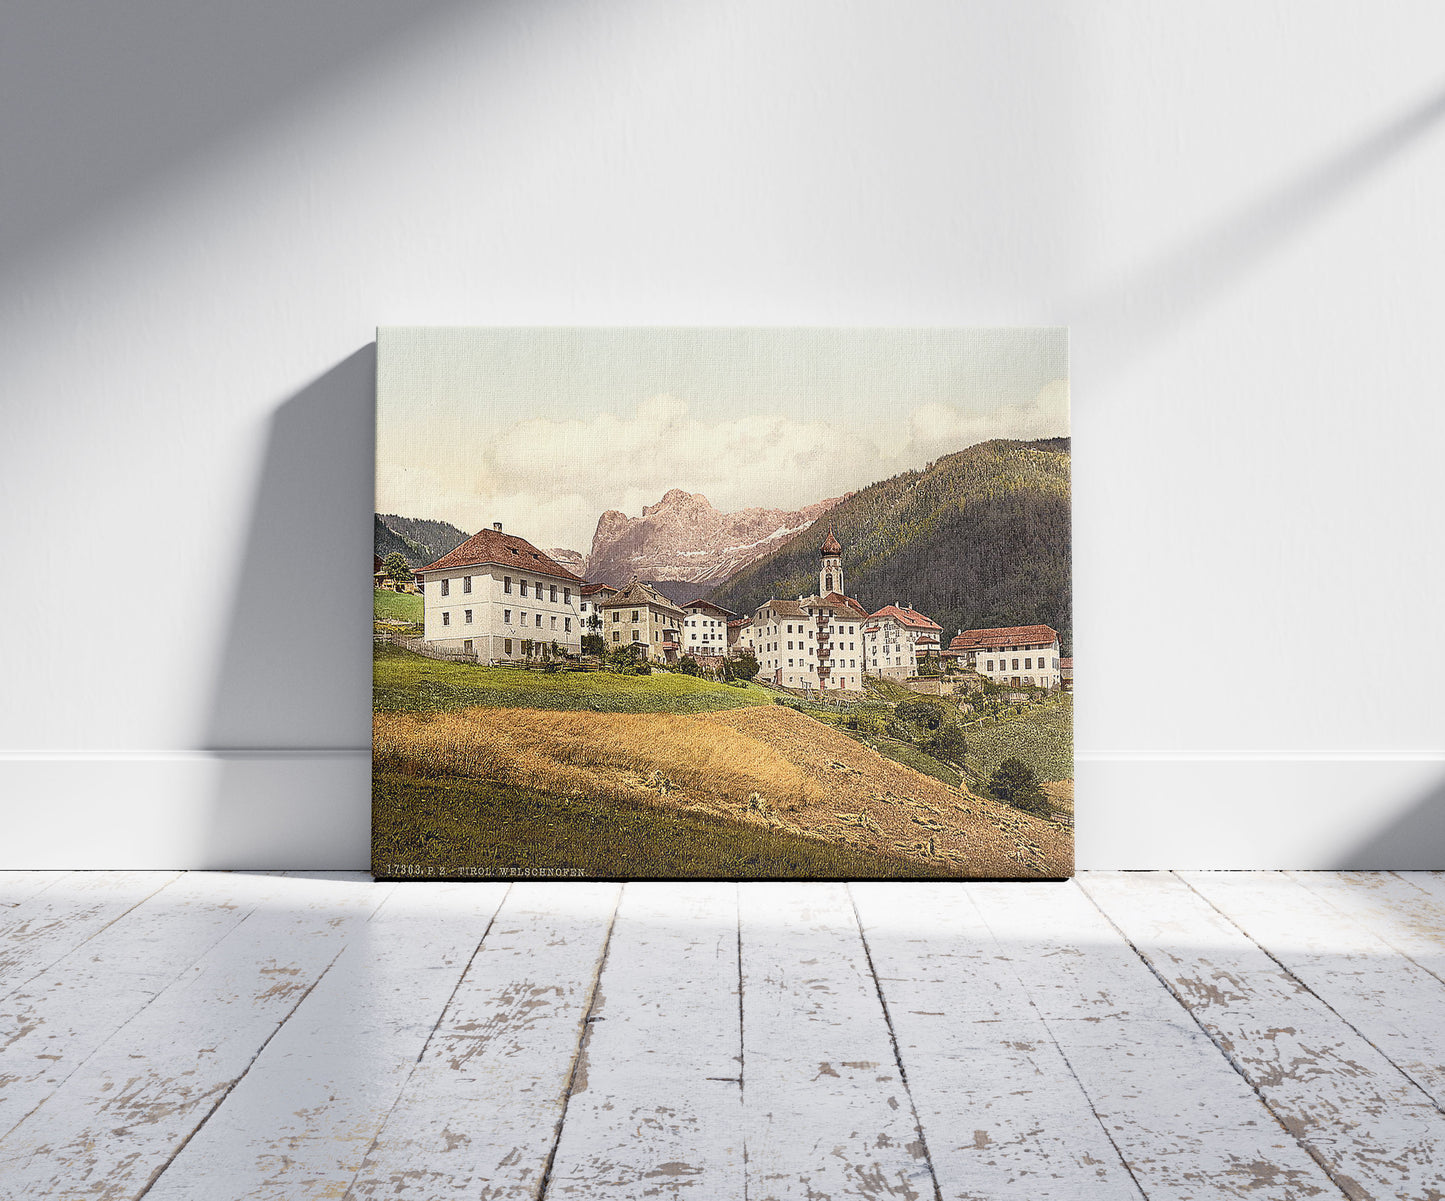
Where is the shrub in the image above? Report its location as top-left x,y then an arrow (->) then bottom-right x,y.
581,633 -> 605,656
924,721 -> 968,766
987,756 -> 1050,816
896,697 -> 948,730
729,650 -> 761,682
675,655 -> 703,677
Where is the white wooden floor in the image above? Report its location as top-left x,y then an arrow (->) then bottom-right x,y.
2,873 -> 1445,1199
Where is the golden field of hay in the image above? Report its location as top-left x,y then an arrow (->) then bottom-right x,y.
375,703 -> 1070,877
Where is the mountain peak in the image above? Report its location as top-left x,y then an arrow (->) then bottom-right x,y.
584,490 -> 844,587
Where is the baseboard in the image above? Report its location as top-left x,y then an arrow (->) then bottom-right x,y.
0,751 -> 371,870
1,751 -> 1442,870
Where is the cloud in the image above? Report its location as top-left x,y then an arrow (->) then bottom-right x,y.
903,378 -> 1070,463
380,384 -> 1069,551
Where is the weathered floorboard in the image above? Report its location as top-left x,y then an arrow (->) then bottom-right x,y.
0,871 -> 290,1140
852,882 -> 1143,1200
1184,870 -> 1445,1111
739,882 -> 937,1201
0,871 -> 182,1000
543,882 -> 744,1198
0,873 -> 389,1198
1288,871 -> 1445,984
1086,871 -> 1445,1200
0,871 -> 68,908
143,881 -> 510,1201
974,881 -> 1342,1199
346,882 -> 621,1200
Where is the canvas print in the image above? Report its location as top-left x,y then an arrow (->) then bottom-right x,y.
373,328 -> 1072,879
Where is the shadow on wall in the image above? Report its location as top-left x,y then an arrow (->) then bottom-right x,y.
201,346 -> 376,869
0,0 -> 475,279
1336,774 -> 1445,871
1073,82 -> 1445,382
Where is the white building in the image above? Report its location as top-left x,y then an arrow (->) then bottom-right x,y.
578,582 -> 618,636
946,624 -> 1062,690
597,580 -> 687,663
681,598 -> 735,662
749,527 -> 868,692
863,604 -> 943,681
418,522 -> 584,662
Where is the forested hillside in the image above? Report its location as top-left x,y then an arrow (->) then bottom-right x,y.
374,513 -> 470,570
708,438 -> 1071,652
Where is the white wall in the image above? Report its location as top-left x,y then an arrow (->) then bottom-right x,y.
2,1 -> 1442,869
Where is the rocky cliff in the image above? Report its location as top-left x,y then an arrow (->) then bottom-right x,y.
582,488 -> 845,588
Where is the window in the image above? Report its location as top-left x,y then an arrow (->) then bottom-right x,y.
564,617 -> 571,632
612,630 -> 620,642
986,659 -> 994,671
520,581 -> 528,597
787,641 -> 794,651
504,609 -> 512,623
1024,658 -> 1032,670
504,576 -> 512,594
612,610 -> 620,622
465,609 -> 473,624
440,579 -> 450,597
549,585 -> 557,603
1012,659 -> 1020,670
564,588 -> 571,604
631,611 -> 640,623
504,638 -> 512,654
536,582 -> 543,597
463,639 -> 473,652
442,612 -> 451,626
535,614 -> 542,628
550,616 -> 557,630
463,576 -> 472,594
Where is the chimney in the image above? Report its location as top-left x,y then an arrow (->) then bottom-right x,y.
493,522 -> 503,531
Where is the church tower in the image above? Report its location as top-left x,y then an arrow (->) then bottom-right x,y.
819,525 -> 843,596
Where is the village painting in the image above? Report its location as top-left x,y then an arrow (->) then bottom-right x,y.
373,327 -> 1072,879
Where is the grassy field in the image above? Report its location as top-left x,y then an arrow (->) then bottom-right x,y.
869,739 -> 963,789
373,773 -> 955,879
964,694 -> 1073,784
374,588 -> 422,623
374,645 -> 774,714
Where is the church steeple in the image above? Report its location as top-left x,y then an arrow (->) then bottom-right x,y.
819,525 -> 843,596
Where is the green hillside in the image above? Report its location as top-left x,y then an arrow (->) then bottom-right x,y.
374,588 -> 422,623
373,645 -> 773,714
709,438 -> 1071,652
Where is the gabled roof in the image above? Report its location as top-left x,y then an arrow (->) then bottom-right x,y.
1060,657 -> 1074,673
948,624 -> 1060,652
727,618 -> 749,629
870,604 -> 942,631
598,580 -> 687,618
420,527 -> 584,583
811,592 -> 869,621
758,599 -> 808,619
684,598 -> 737,618
581,582 -> 618,597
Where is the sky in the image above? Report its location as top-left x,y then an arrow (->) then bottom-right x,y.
376,327 -> 1069,552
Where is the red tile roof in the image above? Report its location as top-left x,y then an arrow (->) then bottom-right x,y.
870,604 -> 942,631
726,618 -> 749,629
581,582 -> 618,597
420,527 -> 584,583
947,624 -> 1060,652
1060,657 -> 1074,673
